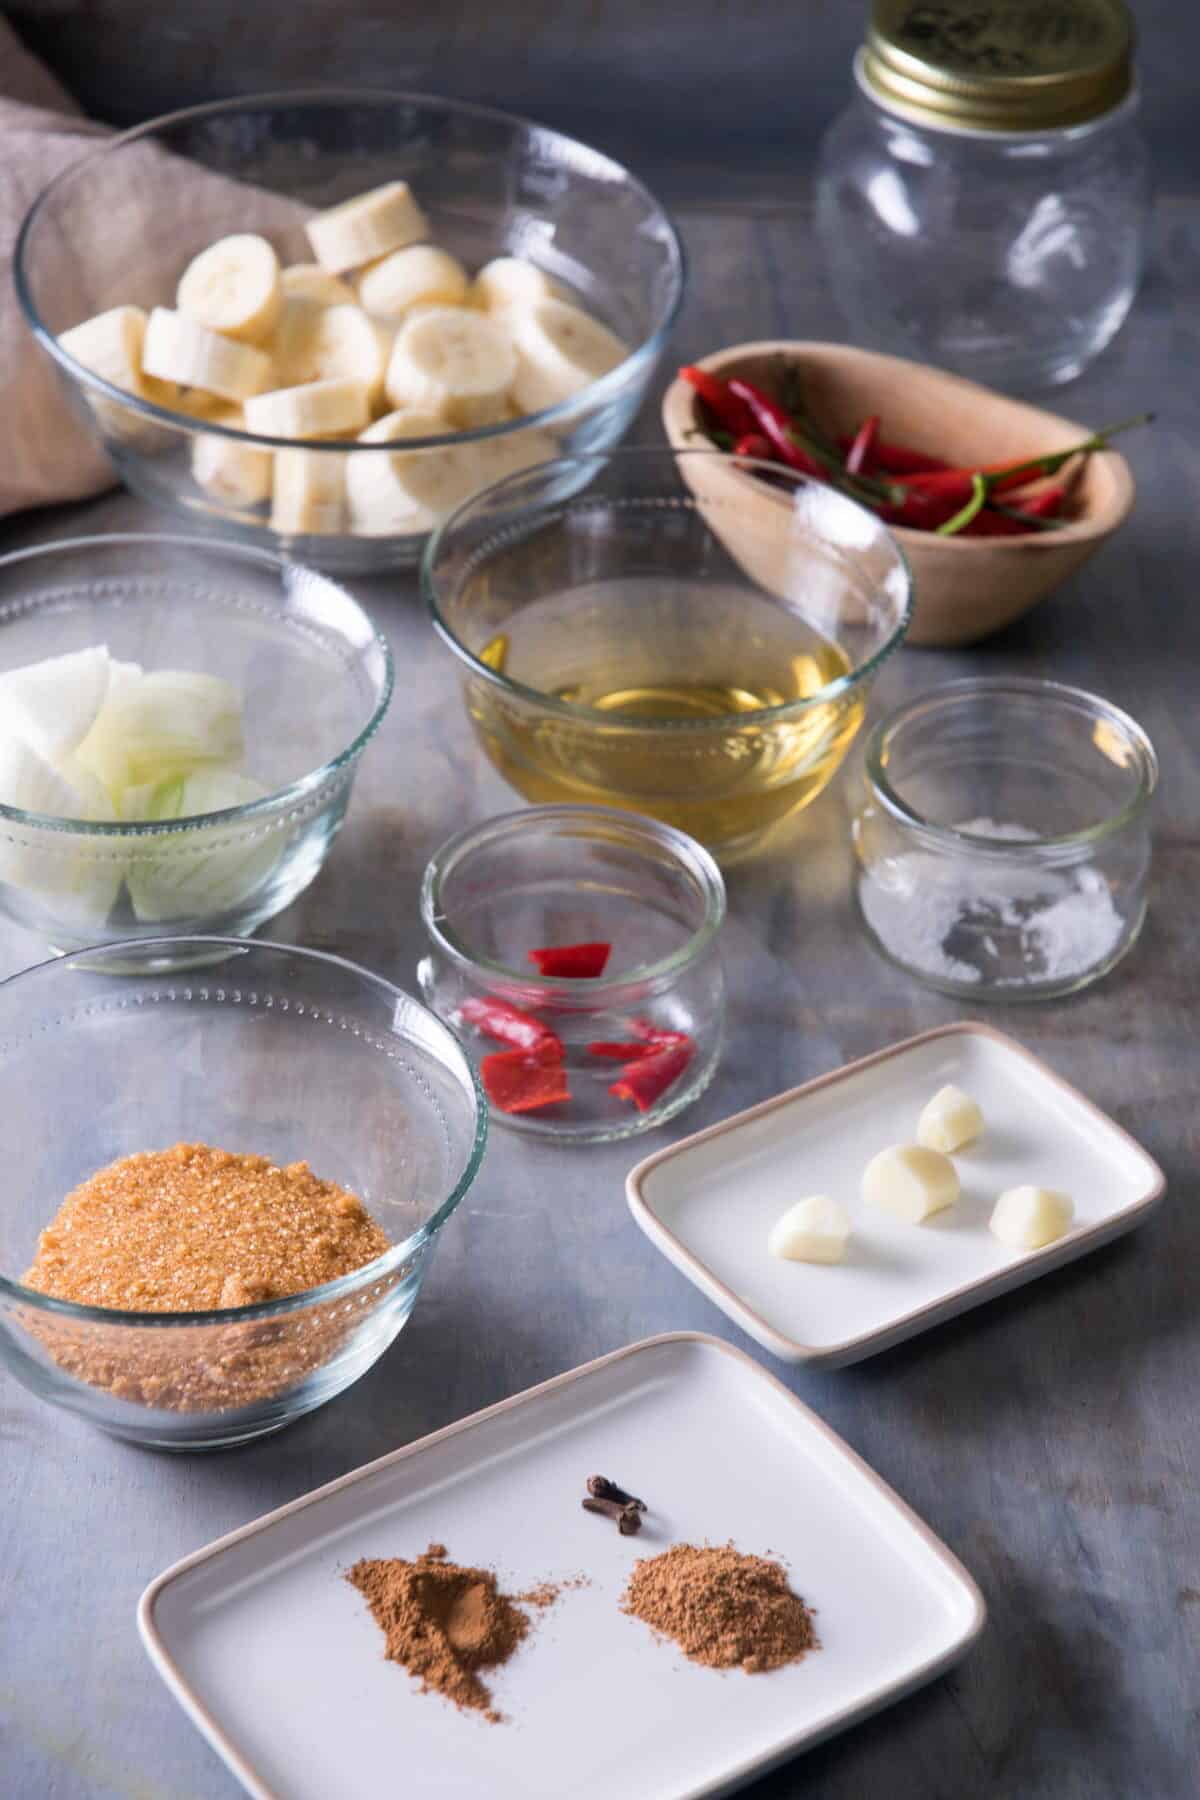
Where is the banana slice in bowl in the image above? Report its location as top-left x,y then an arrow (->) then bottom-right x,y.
176,234 -> 283,345
510,298 -> 628,414
384,307 -> 517,428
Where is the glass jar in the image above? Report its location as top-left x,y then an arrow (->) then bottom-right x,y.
816,1 -> 1149,389
852,678 -> 1157,1001
418,805 -> 726,1142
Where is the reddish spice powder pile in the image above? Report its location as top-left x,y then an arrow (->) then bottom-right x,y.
347,1545 -> 545,1723
621,1542 -> 818,1674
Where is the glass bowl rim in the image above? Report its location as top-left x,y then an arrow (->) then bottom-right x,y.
0,533 -> 394,836
863,675 -> 1159,857
0,934 -> 488,1327
421,802 -> 727,995
15,86 -> 687,454
423,447 -> 914,730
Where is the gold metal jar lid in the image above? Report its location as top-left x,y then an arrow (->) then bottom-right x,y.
861,0 -> 1135,132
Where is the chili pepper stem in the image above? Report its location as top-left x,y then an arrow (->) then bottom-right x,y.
987,412 -> 1153,491
937,473 -> 989,537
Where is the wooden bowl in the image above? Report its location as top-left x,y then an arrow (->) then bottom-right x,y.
661,342 -> 1135,648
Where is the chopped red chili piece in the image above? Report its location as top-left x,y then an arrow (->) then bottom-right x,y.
586,1040 -> 658,1061
481,1049 -> 571,1114
458,996 -> 562,1056
528,941 -> 612,979
628,1018 -> 691,1048
609,1040 -> 694,1113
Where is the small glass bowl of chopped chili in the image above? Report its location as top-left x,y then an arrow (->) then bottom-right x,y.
419,805 -> 726,1141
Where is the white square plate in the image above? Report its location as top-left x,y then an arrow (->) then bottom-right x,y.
626,1024 -> 1164,1367
139,1334 -> 984,1800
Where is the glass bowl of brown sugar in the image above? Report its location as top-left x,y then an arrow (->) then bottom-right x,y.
0,937 -> 486,1450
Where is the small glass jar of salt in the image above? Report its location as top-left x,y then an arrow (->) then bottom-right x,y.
852,677 -> 1156,1000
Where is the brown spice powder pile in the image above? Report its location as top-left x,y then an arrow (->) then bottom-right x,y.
23,1143 -> 389,1311
621,1542 -> 818,1674
347,1545 -> 541,1723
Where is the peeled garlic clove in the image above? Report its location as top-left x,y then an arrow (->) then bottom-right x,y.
990,1185 -> 1073,1250
768,1195 -> 850,1264
917,1084 -> 984,1154
863,1144 -> 959,1224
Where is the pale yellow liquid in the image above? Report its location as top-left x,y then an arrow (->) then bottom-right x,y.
467,578 -> 864,858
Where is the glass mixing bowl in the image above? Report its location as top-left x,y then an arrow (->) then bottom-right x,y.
0,535 -> 391,963
0,938 -> 486,1449
425,448 -> 913,862
853,678 -> 1158,1000
16,90 -> 685,575
419,805 -> 726,1142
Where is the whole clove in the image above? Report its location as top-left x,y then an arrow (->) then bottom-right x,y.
582,1495 -> 643,1536
587,1474 -> 647,1512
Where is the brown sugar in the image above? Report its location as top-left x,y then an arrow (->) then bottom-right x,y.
347,1547 -> 545,1723
17,1143 -> 394,1416
23,1143 -> 389,1311
621,1542 -> 818,1674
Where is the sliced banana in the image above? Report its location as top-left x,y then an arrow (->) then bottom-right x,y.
191,407 -> 273,508
244,376 -> 370,440
510,297 -> 627,414
357,245 -> 469,320
347,409 -> 556,534
176,234 -> 282,344
306,180 -> 429,274
58,305 -> 149,397
345,409 -> 449,535
280,263 -> 358,307
471,256 -> 562,314
384,306 -> 516,428
141,307 -> 272,402
271,448 -> 346,534
272,299 -> 391,406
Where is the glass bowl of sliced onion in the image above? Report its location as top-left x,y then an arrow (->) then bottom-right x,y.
0,535 -> 392,965
15,91 -> 684,574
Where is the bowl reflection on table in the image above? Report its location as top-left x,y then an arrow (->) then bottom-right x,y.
424,448 -> 913,863
0,939 -> 486,1451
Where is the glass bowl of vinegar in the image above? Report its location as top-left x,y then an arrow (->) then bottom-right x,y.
424,448 -> 913,862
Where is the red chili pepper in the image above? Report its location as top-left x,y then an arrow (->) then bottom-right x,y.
879,445 -> 950,474
893,416 -> 1150,504
844,415 -> 880,477
481,1048 -> 571,1114
882,475 -> 978,531
528,942 -> 611,979
678,366 -> 757,439
1001,484 -> 1067,520
959,510 -> 1032,538
458,996 -> 562,1056
962,487 -> 1069,536
725,379 -> 825,478
731,432 -> 775,461
586,1040 -> 657,1061
609,1040 -> 694,1113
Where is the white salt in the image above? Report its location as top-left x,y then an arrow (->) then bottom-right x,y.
858,816 -> 1128,991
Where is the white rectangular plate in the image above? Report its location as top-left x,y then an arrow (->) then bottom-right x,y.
139,1333 -> 983,1800
627,1024 -> 1165,1367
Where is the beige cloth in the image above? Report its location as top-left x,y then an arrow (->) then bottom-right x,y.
0,18 -> 309,518
1,19 -> 114,513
